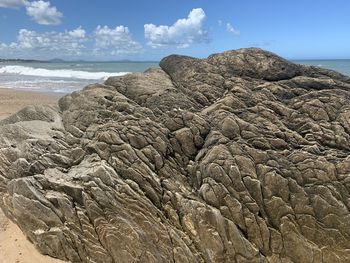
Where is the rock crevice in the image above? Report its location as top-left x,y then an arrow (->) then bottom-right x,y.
1,48 -> 350,262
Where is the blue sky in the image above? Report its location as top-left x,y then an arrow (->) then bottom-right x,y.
0,0 -> 350,60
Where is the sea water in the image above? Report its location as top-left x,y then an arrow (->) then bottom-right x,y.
293,59 -> 350,76
0,60 -> 349,93
0,61 -> 158,93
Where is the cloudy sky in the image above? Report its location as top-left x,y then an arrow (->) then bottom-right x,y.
1,0 -> 350,60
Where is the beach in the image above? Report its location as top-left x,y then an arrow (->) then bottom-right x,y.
0,87 -> 65,263
0,88 -> 62,120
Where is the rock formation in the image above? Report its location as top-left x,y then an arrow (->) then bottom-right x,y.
1,48 -> 350,262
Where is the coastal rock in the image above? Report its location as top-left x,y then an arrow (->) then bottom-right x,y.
1,48 -> 350,262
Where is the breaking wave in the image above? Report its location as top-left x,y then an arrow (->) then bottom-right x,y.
0,65 -> 129,80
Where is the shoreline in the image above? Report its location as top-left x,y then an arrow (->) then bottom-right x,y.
0,87 -> 66,263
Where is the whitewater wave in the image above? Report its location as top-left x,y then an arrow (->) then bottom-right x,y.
0,65 -> 130,80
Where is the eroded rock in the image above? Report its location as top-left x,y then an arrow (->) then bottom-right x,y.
1,48 -> 350,262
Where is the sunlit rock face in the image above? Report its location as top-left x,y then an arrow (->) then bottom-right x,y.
1,48 -> 350,263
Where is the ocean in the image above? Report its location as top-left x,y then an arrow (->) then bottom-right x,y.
0,61 -> 158,93
293,59 -> 350,76
0,59 -> 349,94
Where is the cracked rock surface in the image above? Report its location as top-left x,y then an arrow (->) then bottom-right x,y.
1,48 -> 350,262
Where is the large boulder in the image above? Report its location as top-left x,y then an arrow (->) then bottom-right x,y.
1,48 -> 350,262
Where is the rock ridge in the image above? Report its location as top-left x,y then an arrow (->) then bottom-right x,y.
1,48 -> 350,262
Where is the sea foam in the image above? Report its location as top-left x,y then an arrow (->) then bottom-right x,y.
0,65 -> 130,80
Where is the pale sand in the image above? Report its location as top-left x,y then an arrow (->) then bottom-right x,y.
0,88 -> 62,120
0,87 -> 66,263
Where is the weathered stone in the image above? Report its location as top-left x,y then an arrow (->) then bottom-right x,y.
1,48 -> 350,262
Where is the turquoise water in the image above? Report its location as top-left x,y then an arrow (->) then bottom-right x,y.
0,61 -> 159,93
0,59 -> 349,93
0,61 -> 159,73
293,59 -> 350,76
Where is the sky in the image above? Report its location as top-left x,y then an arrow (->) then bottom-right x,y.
0,0 -> 350,60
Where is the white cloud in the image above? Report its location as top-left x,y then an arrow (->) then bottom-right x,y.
0,27 -> 88,58
25,0 -> 62,25
0,0 -> 63,25
0,26 -> 142,59
144,8 -> 208,48
226,23 -> 240,35
0,0 -> 26,8
69,26 -> 86,38
94,25 -> 142,55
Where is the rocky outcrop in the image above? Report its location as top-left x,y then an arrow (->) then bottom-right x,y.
1,48 -> 350,262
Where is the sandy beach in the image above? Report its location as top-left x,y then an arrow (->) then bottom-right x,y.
0,87 -> 66,263
0,88 -> 63,120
